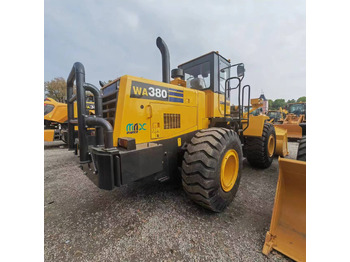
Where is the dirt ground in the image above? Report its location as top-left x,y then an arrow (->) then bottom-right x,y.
44,141 -> 298,262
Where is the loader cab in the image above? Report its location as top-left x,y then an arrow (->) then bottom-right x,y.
178,52 -> 246,119
178,52 -> 231,94
267,111 -> 281,120
288,103 -> 306,117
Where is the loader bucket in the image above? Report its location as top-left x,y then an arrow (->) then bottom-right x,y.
274,126 -> 289,157
262,158 -> 306,262
275,124 -> 302,139
44,129 -> 55,142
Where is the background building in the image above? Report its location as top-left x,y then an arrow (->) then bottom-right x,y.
259,93 -> 268,113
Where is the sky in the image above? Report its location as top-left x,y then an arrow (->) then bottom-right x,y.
44,0 -> 305,101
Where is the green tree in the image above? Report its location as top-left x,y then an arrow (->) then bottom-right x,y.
272,99 -> 286,110
297,96 -> 306,102
44,77 -> 67,102
287,99 -> 296,104
268,99 -> 274,109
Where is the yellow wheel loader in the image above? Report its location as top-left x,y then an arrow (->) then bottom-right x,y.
243,105 -> 263,116
44,98 -> 69,142
267,107 -> 286,124
263,126 -> 306,261
245,102 -> 289,157
44,97 -> 95,143
274,102 -> 306,140
266,107 -> 290,157
66,37 -> 288,212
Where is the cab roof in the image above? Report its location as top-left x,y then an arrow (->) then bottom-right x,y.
178,51 -> 230,67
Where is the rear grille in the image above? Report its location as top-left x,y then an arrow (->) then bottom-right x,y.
102,81 -> 119,127
164,113 -> 180,129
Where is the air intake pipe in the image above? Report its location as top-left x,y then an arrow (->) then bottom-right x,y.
156,37 -> 170,83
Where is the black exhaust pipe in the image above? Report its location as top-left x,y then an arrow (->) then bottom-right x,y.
156,37 -> 170,83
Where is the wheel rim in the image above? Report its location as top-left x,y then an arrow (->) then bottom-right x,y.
220,149 -> 239,192
267,134 -> 275,157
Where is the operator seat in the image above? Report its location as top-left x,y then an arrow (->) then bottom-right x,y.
190,78 -> 206,90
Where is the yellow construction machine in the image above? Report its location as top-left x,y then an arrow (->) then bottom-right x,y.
243,104 -> 262,116
267,107 -> 286,124
44,98 -> 69,142
246,100 -> 289,157
44,97 -> 95,143
66,37 -> 288,212
275,102 -> 306,140
263,128 -> 306,261
266,107 -> 290,157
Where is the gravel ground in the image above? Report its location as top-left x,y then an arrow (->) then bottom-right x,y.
45,141 -> 298,262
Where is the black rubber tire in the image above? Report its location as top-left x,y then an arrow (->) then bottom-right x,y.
297,136 -> 306,161
244,123 -> 276,168
181,127 -> 243,212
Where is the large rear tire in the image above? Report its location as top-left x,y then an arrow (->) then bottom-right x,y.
181,128 -> 243,212
244,123 -> 276,168
297,136 -> 306,161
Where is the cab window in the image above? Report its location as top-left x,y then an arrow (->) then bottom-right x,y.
219,58 -> 230,93
289,104 -> 305,115
183,62 -> 211,89
44,104 -> 54,115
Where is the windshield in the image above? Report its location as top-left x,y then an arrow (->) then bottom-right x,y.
268,111 -> 279,118
44,104 -> 54,115
184,62 -> 211,89
289,104 -> 305,116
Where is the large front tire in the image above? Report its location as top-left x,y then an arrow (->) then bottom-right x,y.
244,123 -> 276,168
181,128 -> 243,212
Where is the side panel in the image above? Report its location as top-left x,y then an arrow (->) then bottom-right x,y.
204,90 -> 230,118
114,76 -> 206,146
149,103 -> 198,140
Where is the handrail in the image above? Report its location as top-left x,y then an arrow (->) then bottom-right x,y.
83,83 -> 104,147
67,62 -> 114,163
224,76 -> 252,133
242,85 -> 251,132
224,76 -> 241,121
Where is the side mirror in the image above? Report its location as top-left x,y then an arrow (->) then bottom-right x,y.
237,65 -> 245,77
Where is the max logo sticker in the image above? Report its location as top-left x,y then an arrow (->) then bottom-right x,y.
126,123 -> 146,134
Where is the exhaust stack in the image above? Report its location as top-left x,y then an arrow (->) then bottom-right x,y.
156,37 -> 170,83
